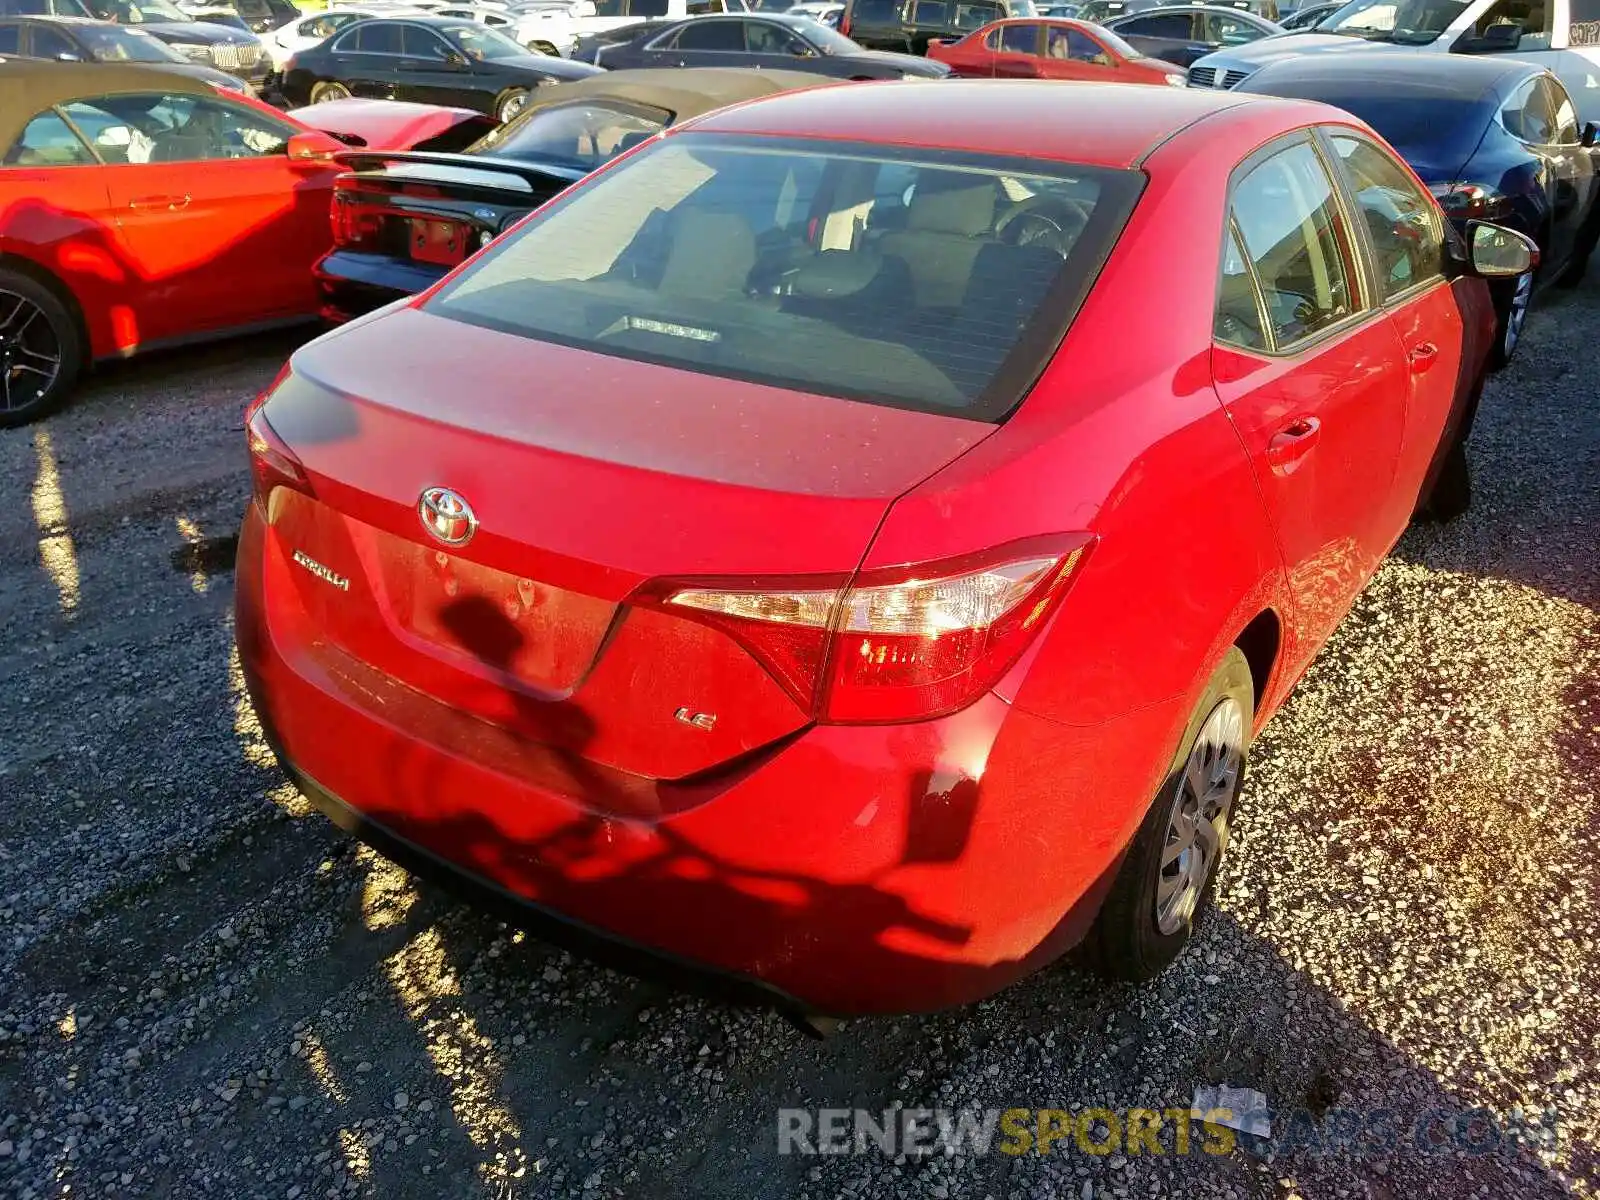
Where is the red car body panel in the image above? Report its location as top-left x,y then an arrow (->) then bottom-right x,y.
927,18 -> 1186,85
236,83 -> 1496,1014
0,86 -> 490,364
285,98 -> 497,152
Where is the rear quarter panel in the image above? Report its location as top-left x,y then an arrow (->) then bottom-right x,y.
870,108 -> 1292,731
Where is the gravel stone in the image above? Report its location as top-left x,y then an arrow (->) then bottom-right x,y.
0,277 -> 1596,1200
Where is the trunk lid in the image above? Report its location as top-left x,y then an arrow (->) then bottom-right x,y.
260,307 -> 992,786
329,152 -> 580,268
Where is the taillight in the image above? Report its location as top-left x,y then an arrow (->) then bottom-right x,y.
645,535 -> 1092,724
245,372 -> 307,512
329,183 -> 386,250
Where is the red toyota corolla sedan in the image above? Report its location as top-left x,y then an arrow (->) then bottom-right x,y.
236,81 -> 1533,1017
928,18 -> 1188,86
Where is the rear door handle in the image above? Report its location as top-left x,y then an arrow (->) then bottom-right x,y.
129,194 -> 191,211
1266,415 -> 1322,475
1408,342 -> 1439,374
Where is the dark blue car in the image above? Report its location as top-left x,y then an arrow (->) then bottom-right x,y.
1238,52 -> 1600,367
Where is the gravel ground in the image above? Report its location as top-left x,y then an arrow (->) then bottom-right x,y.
0,271 -> 1596,1200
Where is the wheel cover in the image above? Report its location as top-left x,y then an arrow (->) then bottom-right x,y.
313,82 -> 351,101
499,90 -> 528,121
0,289 -> 62,415
1154,696 -> 1245,936
1505,271 -> 1532,357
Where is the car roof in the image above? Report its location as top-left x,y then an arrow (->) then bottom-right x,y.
0,57 -> 215,148
0,14 -> 117,23
686,78 -> 1317,169
1241,48 -> 1534,101
526,66 -> 830,117
1109,4 -> 1273,17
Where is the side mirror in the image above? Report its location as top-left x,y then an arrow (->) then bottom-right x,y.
1460,21 -> 1520,52
56,51 -> 83,61
1482,21 -> 1521,48
1584,121 -> 1598,148
790,42 -> 818,56
1466,220 -> 1539,277
446,49 -> 469,66
285,129 -> 342,165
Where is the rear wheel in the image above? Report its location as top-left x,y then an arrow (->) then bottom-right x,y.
1487,270 -> 1531,370
495,88 -> 530,124
309,80 -> 352,105
1082,648 -> 1253,980
0,267 -> 83,429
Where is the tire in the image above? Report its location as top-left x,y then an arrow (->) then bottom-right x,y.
495,88 -> 530,124
309,80 -> 352,105
1420,435 -> 1472,522
1486,269 -> 1531,371
1081,648 -> 1254,981
0,267 -> 84,429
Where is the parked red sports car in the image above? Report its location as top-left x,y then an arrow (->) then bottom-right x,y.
237,81 -> 1533,1017
0,61 -> 492,427
928,17 -> 1188,85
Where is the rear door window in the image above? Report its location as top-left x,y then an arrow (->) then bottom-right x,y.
1501,76 -> 1557,144
1117,12 -> 1192,37
425,135 -> 1143,419
850,0 -> 901,22
353,21 -> 404,53
674,17 -> 746,46
1228,139 -> 1360,351
998,20 -> 1038,50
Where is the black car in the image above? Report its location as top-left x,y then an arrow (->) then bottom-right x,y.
595,12 -> 946,76
314,67 -> 827,318
280,15 -> 602,122
1101,3 -> 1278,66
0,13 -> 250,85
839,0 -> 1035,56
79,0 -> 270,84
1238,53 -> 1600,367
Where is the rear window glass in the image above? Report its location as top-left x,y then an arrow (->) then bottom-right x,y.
426,135 -> 1141,420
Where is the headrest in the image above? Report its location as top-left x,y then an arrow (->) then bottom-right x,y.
906,176 -> 997,236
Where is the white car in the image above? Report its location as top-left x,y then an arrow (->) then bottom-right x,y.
262,4 -> 426,67
513,0 -> 748,56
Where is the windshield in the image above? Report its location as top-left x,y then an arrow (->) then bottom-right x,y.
88,0 -> 194,21
426,135 -> 1141,420
783,15 -> 857,49
1312,0 -> 1468,42
441,21 -> 528,55
76,22 -> 183,57
469,100 -> 668,167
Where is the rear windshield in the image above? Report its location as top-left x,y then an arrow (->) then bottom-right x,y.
425,135 -> 1141,420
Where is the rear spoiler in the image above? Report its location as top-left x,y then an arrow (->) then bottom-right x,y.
332,149 -> 591,192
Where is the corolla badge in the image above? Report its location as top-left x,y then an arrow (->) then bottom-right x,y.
418,486 -> 478,547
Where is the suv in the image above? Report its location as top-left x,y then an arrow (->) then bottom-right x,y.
840,0 -> 1036,54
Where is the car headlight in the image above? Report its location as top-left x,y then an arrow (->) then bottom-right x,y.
1165,73 -> 1187,87
170,41 -> 213,61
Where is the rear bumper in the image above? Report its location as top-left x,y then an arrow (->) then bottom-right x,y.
314,250 -> 447,324
235,504 -> 1163,1014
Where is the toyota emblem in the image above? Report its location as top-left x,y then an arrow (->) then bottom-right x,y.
418,486 -> 478,547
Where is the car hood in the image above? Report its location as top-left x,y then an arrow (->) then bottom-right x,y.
1196,31 -> 1420,66
289,98 -> 498,151
839,47 -> 948,74
141,19 -> 262,44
